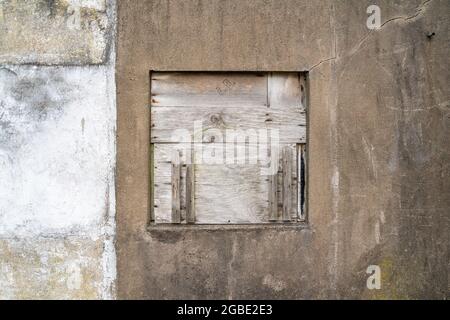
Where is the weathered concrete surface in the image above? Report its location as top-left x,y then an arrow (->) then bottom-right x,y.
117,0 -> 449,299
0,237 -> 104,299
0,65 -> 116,299
333,0 -> 450,299
0,0 -> 113,65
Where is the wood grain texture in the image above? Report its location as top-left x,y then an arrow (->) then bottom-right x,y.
185,162 -> 195,224
268,172 -> 279,221
150,72 -> 306,144
171,150 -> 181,223
282,147 -> 293,221
268,73 -> 305,108
153,143 -> 298,224
149,143 -> 155,223
151,105 -> 306,144
151,72 -> 267,108
151,72 -> 305,224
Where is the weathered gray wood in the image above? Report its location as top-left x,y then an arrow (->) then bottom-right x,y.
185,148 -> 195,223
298,75 -> 307,220
151,72 -> 306,144
149,143 -> 155,223
298,73 -> 308,111
151,72 -> 267,108
151,72 -> 306,224
151,105 -> 306,144
268,172 -> 279,221
195,164 -> 269,223
269,73 -> 305,108
153,143 -> 298,224
171,150 -> 181,223
282,147 -> 293,221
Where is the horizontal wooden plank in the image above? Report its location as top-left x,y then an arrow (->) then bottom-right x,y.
152,143 -> 299,224
154,143 -> 275,167
150,72 -> 306,224
151,72 -> 268,107
150,72 -> 306,144
151,105 -> 306,144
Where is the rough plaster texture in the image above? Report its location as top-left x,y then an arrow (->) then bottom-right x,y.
0,0 -> 448,300
0,0 -> 112,65
117,0 -> 449,299
0,237 -> 105,299
0,1 -> 116,299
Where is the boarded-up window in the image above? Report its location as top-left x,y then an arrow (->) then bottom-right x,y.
150,72 -> 307,224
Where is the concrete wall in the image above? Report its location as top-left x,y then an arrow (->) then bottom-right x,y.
0,0 -> 116,299
1,0 -> 448,299
117,0 -> 449,299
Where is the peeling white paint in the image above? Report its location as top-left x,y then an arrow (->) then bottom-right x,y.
0,66 -> 114,238
0,0 -> 116,299
0,65 -> 116,298
68,0 -> 107,11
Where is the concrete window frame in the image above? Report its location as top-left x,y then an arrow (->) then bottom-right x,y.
148,70 -> 309,226
116,0 -> 335,299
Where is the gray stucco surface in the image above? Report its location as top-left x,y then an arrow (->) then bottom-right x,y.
116,0 -> 449,299
0,0 -> 448,299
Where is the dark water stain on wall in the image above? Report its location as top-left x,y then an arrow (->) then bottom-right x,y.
0,67 -> 77,151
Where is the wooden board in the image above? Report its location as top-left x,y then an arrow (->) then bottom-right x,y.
150,72 -> 306,144
298,144 -> 307,221
171,150 -> 181,223
268,73 -> 306,108
152,143 -> 299,224
150,72 -> 307,224
151,105 -> 306,144
151,72 -> 267,108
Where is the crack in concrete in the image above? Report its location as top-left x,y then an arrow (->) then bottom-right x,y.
309,0 -> 434,73
353,0 -> 434,58
308,56 -> 337,72
336,0 -> 435,82
377,0 -> 433,29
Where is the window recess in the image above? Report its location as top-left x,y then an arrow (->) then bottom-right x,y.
150,72 -> 307,225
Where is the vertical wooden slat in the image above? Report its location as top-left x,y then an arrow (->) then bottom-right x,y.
299,144 -> 307,221
268,173 -> 278,221
186,147 -> 195,223
171,149 -> 181,223
282,147 -> 292,221
152,72 -> 307,224
268,141 -> 279,222
299,73 -> 308,111
149,143 -> 155,223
